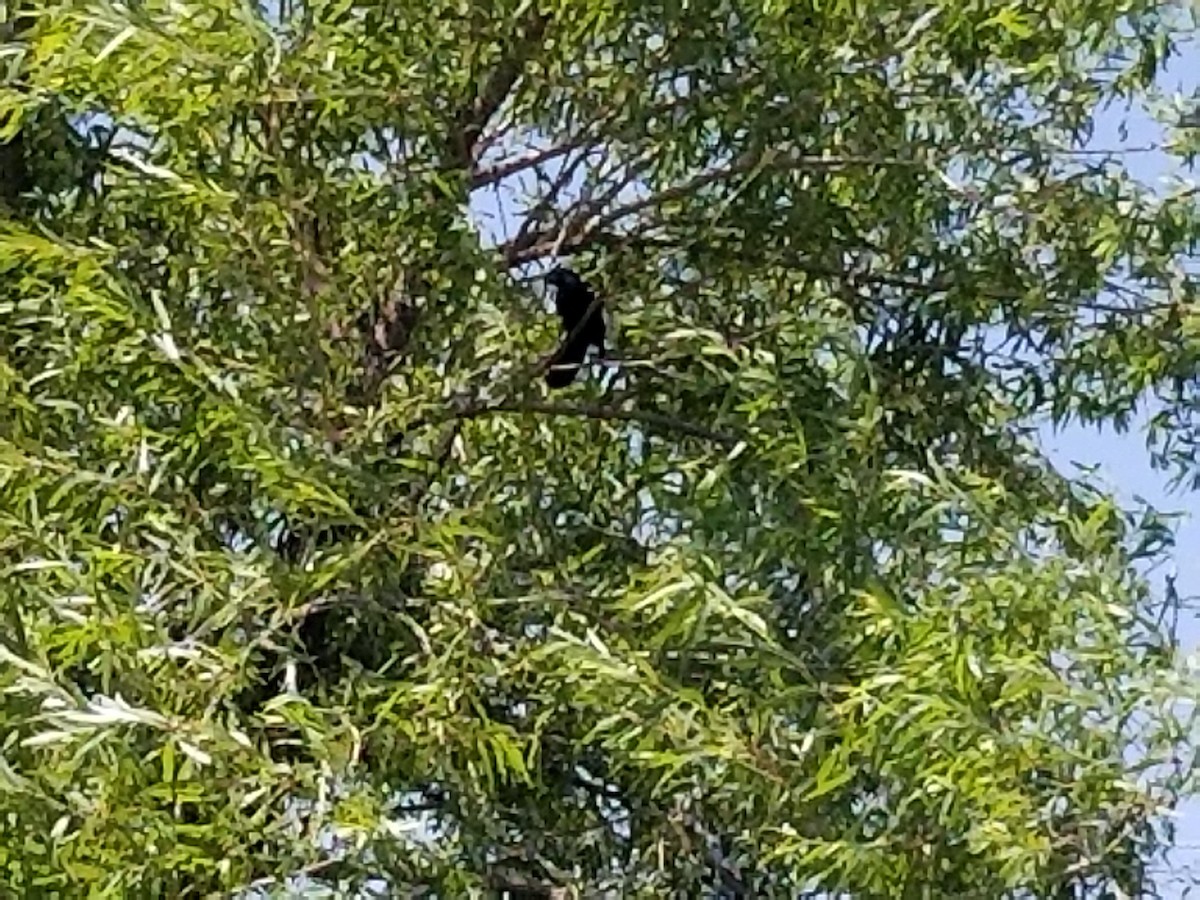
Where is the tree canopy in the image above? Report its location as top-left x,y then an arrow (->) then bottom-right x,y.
2,1 -> 1200,896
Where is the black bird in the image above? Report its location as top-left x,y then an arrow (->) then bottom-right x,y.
544,267 -> 605,388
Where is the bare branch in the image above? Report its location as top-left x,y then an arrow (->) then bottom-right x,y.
506,147 -> 595,263
471,139 -> 593,190
499,152 -> 924,265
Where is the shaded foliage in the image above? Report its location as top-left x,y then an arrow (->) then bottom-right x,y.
0,1 -> 1198,897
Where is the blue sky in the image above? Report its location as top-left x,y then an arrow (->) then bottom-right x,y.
1038,36 -> 1200,894
1042,410 -> 1200,893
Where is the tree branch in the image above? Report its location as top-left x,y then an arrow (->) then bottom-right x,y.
470,71 -> 774,191
471,139 -> 592,190
453,399 -> 743,447
450,12 -> 549,169
505,146 -> 595,263
499,151 -> 924,265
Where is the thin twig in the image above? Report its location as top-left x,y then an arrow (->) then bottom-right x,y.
507,147 -> 594,262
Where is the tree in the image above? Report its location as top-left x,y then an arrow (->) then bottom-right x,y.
1,1 -> 1198,896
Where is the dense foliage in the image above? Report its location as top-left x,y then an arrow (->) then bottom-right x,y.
2,1 -> 1199,896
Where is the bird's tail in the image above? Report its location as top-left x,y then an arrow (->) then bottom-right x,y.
544,340 -> 588,388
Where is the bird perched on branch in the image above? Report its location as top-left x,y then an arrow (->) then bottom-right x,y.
544,267 -> 606,388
